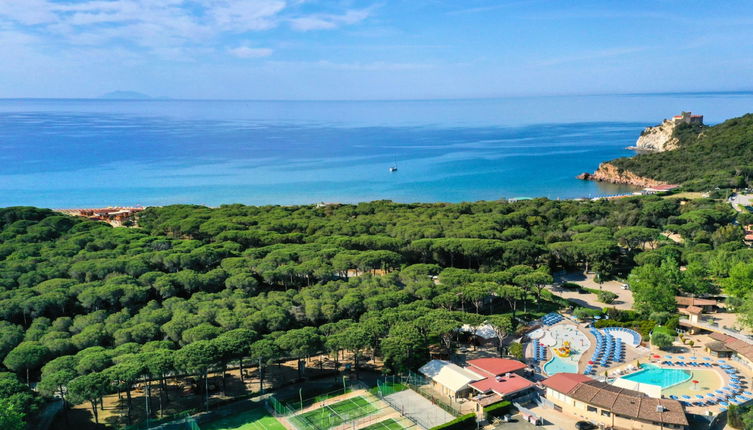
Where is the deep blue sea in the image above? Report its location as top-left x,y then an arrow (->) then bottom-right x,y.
2,92 -> 753,208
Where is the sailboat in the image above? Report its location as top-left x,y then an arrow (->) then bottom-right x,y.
389,156 -> 398,172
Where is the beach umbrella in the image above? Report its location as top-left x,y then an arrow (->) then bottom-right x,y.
707,393 -> 716,398
690,356 -> 698,360
665,355 -> 672,359
721,401 -> 729,406
670,395 -> 678,400
678,356 -> 685,359
744,391 -> 752,396
719,360 -> 726,363
692,380 -> 699,390
588,361 -> 594,364
682,395 -> 691,399
696,394 -> 705,399
653,354 -> 660,359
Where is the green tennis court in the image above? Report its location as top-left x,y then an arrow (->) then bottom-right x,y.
201,407 -> 286,430
289,395 -> 379,430
360,418 -> 405,430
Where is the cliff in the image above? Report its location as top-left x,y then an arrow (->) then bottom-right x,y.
577,162 -> 667,187
631,119 -> 680,152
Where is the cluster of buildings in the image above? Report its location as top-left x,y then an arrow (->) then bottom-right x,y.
419,358 -> 535,407
56,206 -> 144,226
542,373 -> 688,429
419,358 -> 689,429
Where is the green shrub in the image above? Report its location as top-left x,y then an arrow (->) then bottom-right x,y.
596,290 -> 618,304
509,342 -> 524,360
430,413 -> 477,430
561,282 -> 581,289
573,307 -> 601,320
651,332 -> 674,350
484,401 -> 512,419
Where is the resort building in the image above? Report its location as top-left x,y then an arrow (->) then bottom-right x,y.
675,296 -> 718,314
542,373 -> 689,430
419,358 -> 534,404
466,358 -> 535,403
642,184 -> 680,194
708,333 -> 753,368
419,360 -> 484,399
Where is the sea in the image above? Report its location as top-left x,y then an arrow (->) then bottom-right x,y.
2,92 -> 753,208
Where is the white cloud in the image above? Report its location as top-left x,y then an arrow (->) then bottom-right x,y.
229,45 -> 273,58
289,8 -> 370,31
0,0 -> 374,60
209,0 -> 286,32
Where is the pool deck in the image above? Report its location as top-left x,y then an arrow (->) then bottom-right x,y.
528,319 -> 647,377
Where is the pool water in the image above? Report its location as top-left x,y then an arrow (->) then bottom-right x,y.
544,355 -> 578,376
621,364 -> 691,389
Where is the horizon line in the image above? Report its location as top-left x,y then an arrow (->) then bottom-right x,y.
1,89 -> 752,103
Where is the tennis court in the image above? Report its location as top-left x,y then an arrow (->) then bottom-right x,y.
201,407 -> 286,430
289,395 -> 379,430
360,418 -> 405,430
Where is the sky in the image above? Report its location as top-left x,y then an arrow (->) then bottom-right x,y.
1,0 -> 753,100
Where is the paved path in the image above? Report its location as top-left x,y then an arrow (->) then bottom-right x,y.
728,193 -> 753,212
383,390 -> 454,429
31,399 -> 63,430
551,272 -> 633,310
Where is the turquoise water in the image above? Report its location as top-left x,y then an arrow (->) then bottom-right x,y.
621,364 -> 691,389
3,93 -> 753,207
544,355 -> 578,376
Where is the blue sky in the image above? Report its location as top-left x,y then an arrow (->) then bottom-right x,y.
1,0 -> 752,99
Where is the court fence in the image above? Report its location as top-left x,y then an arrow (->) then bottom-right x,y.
267,380 -> 421,430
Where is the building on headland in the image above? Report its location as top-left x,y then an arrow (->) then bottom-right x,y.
671,112 -> 703,125
542,373 -> 688,430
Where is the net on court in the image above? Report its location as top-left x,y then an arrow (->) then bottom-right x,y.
200,407 -> 286,430
360,418 -> 405,430
288,395 -> 379,430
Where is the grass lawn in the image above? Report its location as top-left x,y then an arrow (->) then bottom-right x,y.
201,408 -> 286,430
361,418 -> 404,430
289,396 -> 378,430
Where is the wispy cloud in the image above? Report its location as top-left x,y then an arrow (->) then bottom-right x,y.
0,0 -> 375,60
229,45 -> 274,58
532,47 -> 650,67
446,0 -> 541,16
289,8 -> 372,31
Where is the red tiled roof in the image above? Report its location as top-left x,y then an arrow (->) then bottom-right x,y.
541,373 -> 592,394
466,358 -> 526,377
469,373 -> 533,397
681,305 -> 703,315
675,296 -> 717,307
710,333 -> 753,362
544,374 -> 688,426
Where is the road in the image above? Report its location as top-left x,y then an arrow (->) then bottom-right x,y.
728,193 -> 753,212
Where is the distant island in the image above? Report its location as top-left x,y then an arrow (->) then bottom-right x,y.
99,91 -> 154,100
579,111 -> 753,190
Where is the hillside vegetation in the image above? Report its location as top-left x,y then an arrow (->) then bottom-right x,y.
1,197 -> 753,428
611,113 -> 753,189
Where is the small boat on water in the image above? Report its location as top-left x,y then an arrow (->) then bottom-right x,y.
389,156 -> 398,172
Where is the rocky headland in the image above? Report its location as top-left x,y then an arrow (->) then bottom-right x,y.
576,162 -> 667,188
628,119 -> 680,152
578,112 -> 703,187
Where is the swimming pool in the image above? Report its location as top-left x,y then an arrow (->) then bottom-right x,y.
621,364 -> 692,389
544,355 -> 578,375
